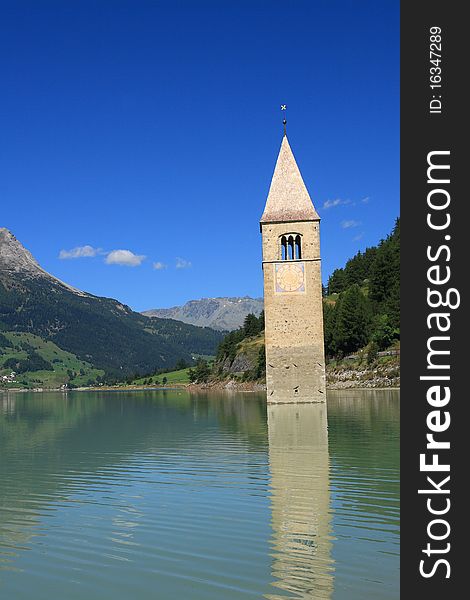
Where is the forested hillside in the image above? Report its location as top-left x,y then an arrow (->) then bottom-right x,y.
324,218 -> 400,357
0,277 -> 224,379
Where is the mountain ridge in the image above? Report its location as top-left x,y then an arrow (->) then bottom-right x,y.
0,228 -> 89,297
143,296 -> 263,331
0,228 -> 224,380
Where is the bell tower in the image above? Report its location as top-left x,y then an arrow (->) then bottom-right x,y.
260,133 -> 326,403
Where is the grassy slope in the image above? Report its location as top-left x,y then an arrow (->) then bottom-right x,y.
131,368 -> 191,386
0,332 -> 104,388
127,355 -> 216,386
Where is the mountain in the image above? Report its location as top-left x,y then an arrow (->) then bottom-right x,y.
0,228 -> 224,379
142,297 -> 264,331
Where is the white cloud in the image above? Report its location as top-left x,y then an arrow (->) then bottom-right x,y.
341,220 -> 360,229
323,198 -> 350,209
353,232 -> 364,241
59,245 -> 101,259
59,244 -> 147,267
105,249 -> 146,267
323,196 -> 370,209
153,261 -> 167,270
175,257 -> 192,269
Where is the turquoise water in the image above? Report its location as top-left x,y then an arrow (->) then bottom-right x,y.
0,389 -> 399,599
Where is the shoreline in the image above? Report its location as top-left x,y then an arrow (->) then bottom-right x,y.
1,380 -> 400,394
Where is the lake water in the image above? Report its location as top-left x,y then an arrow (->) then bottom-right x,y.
0,389 -> 399,599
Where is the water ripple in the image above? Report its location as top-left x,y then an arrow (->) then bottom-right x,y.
0,389 -> 399,599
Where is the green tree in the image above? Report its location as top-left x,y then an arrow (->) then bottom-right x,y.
333,285 -> 372,355
175,358 -> 188,370
369,219 -> 400,312
188,359 -> 211,383
243,313 -> 260,337
383,279 -> 400,331
323,302 -> 337,356
216,328 -> 245,362
367,341 -> 379,365
255,346 -> 266,379
328,268 -> 346,294
372,314 -> 396,350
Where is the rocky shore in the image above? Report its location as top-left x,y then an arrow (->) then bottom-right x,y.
186,380 -> 267,393
326,358 -> 400,389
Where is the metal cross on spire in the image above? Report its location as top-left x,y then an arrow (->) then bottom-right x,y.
280,104 -> 287,136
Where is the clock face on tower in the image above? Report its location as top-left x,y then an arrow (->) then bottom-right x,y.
275,262 -> 305,293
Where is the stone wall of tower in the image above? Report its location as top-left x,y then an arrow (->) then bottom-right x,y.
262,220 -> 326,403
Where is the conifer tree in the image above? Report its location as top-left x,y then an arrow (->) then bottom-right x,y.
333,284 -> 372,354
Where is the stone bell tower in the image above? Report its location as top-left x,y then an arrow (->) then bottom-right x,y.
260,133 -> 326,403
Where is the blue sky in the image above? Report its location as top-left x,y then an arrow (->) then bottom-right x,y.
1,0 -> 399,311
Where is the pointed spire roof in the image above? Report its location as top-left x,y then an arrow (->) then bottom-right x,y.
260,135 -> 320,224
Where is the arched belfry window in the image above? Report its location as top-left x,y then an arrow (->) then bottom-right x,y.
288,236 -> 294,260
295,235 -> 302,259
280,234 -> 302,260
281,236 -> 287,260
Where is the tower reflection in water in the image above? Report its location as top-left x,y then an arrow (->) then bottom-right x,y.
267,403 -> 334,600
